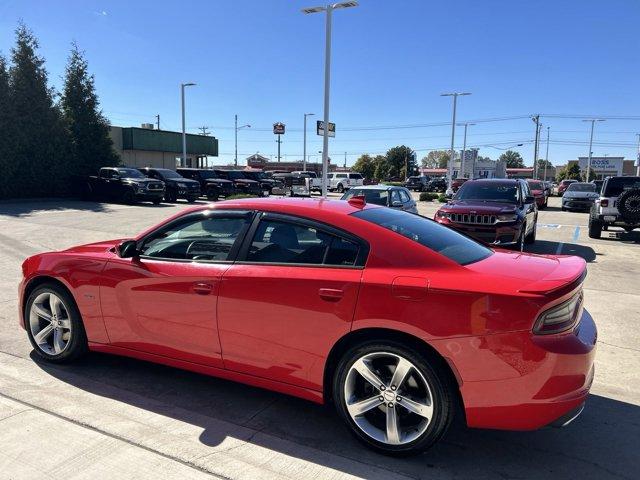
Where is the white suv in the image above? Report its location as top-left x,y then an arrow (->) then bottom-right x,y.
589,176 -> 640,238
327,172 -> 364,192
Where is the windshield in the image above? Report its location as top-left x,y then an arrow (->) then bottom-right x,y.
156,169 -> 182,179
528,181 -> 543,190
117,168 -> 145,179
342,189 -> 389,206
225,171 -> 245,180
567,183 -> 596,192
455,182 -> 519,203
603,177 -> 640,197
352,208 -> 492,265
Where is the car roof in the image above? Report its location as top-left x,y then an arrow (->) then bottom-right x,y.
466,178 -> 519,185
351,184 -> 399,191
183,196 -> 382,216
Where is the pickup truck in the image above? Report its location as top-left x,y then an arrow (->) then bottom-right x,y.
292,171 -> 322,193
138,167 -> 200,203
214,170 -> 263,196
85,167 -> 165,204
176,168 -> 236,201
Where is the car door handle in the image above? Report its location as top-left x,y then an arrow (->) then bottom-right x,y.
319,288 -> 343,302
193,282 -> 214,295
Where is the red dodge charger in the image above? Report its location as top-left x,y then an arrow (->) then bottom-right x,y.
19,197 -> 596,455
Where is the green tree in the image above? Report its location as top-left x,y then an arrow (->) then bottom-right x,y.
9,23 -> 70,197
61,42 -> 118,177
373,154 -> 389,181
556,163 -> 582,182
0,55 -> 14,198
421,150 -> 450,169
537,159 -> 553,169
385,145 -> 416,179
498,150 -> 525,168
352,154 -> 375,179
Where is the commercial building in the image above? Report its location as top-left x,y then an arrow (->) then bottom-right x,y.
421,151 -> 506,179
110,125 -> 218,169
245,153 -> 337,173
566,157 -> 636,179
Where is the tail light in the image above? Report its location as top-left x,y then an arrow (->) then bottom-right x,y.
533,291 -> 583,335
600,199 -> 608,207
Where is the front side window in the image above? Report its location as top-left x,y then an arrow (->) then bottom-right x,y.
140,213 -> 250,261
352,208 -> 492,265
391,190 -> 402,204
349,173 -> 363,179
246,219 -> 359,266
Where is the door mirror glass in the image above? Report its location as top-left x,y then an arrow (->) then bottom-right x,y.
117,240 -> 138,258
391,200 -> 403,208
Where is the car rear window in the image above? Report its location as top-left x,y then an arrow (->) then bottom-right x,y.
603,177 -> 640,197
352,208 -> 492,265
349,173 -> 363,179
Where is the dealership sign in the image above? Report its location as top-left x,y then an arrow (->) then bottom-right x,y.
273,122 -> 285,135
578,156 -> 623,174
317,121 -> 336,137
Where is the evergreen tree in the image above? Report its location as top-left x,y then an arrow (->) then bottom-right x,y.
9,23 -> 69,197
0,55 -> 14,198
61,42 -> 118,177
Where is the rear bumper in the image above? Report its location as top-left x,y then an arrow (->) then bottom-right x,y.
432,309 -> 597,431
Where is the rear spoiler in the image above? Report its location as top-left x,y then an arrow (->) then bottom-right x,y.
518,256 -> 587,296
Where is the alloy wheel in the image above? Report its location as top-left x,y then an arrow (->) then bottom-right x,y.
344,352 -> 434,446
29,292 -> 72,355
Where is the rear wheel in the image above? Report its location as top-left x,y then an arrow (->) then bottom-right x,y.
25,284 -> 88,363
337,184 -> 345,193
206,187 -> 219,201
588,216 -> 602,239
333,342 -> 453,456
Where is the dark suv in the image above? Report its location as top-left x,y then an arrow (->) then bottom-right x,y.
138,167 -> 200,203
404,175 -> 430,192
426,177 -> 447,192
434,178 -> 538,250
589,176 -> 640,238
176,168 -> 235,200
214,170 -> 263,196
241,170 -> 283,196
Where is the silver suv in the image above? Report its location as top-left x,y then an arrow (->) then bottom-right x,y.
588,176 -> 640,238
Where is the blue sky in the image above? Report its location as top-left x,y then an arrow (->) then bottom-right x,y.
1,0 -> 639,167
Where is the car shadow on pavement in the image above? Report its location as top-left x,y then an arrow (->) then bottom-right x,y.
600,229 -> 640,244
524,240 -> 597,262
32,351 -> 639,479
0,199 -> 174,217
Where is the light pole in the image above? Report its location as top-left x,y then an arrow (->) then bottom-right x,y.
635,133 -> 640,176
583,119 -> 605,181
181,83 -> 196,167
441,92 -> 471,194
303,113 -> 315,171
303,1 -> 358,197
457,122 -> 475,178
234,114 -> 251,167
531,115 -> 541,179
543,126 -> 550,181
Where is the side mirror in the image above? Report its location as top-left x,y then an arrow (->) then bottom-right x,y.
117,240 -> 138,258
391,200 -> 403,208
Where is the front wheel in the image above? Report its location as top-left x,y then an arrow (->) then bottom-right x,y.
25,284 -> 88,363
186,196 -> 197,203
122,189 -> 135,205
337,184 -> 345,193
333,342 -> 453,456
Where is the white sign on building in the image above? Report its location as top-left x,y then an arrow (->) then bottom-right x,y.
577,156 -> 623,176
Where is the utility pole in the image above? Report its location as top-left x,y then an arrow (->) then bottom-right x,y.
344,152 -> 347,169
441,92 -> 471,193
181,82 -> 196,168
544,126 -> 550,182
276,135 -> 282,162
458,122 -> 475,178
583,119 -> 605,181
303,113 -> 314,171
156,114 -> 160,130
636,133 -> 640,176
198,126 -> 210,136
532,115 -> 540,179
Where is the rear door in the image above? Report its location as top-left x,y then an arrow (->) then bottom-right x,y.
217,213 -> 367,390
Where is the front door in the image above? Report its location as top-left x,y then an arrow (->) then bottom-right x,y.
217,213 -> 365,391
100,210 -> 253,367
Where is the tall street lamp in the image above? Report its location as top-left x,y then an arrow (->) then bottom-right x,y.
302,1 -> 358,197
441,92 -> 471,193
303,113 -> 315,171
457,122 -> 475,178
181,82 -> 196,167
583,119 -> 605,181
234,114 -> 251,167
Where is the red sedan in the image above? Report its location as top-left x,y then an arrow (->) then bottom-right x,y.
527,179 -> 548,209
19,197 -> 596,455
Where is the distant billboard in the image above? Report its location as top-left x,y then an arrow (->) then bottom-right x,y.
316,121 -> 336,137
273,122 -> 285,135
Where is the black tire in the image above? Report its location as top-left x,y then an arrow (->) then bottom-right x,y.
525,222 -> 536,244
588,216 -> 602,239
122,188 -> 135,205
152,198 -> 162,205
617,188 -> 640,224
24,283 -> 88,364
515,224 -> 526,251
186,196 -> 197,203
206,188 -> 219,201
337,184 -> 345,193
333,341 -> 454,456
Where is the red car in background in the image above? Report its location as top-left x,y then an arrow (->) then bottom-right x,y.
558,179 -> 578,196
19,197 -> 595,456
451,177 -> 468,192
527,179 -> 548,209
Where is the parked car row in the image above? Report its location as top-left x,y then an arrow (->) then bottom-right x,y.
404,175 -> 447,192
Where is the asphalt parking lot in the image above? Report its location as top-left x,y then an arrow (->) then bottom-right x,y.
0,194 -> 638,480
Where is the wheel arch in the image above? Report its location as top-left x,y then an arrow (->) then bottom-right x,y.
22,275 -> 76,319
323,327 -> 465,419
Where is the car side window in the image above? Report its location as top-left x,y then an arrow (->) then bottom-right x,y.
140,214 -> 250,262
391,190 -> 401,204
246,219 -> 359,266
399,189 -> 411,203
